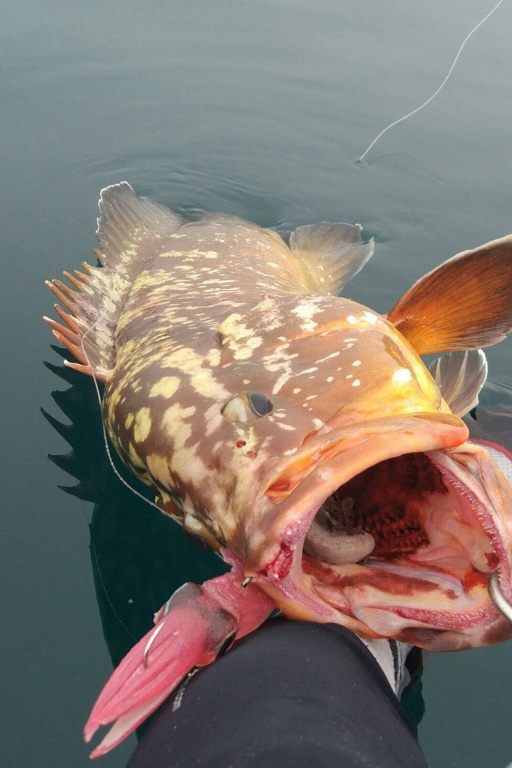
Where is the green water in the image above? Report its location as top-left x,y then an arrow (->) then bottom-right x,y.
2,1 -> 512,766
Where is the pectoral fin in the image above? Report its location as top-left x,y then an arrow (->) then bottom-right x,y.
387,236 -> 512,354
429,349 -> 487,417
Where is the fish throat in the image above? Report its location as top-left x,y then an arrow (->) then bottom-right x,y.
310,452 -> 446,559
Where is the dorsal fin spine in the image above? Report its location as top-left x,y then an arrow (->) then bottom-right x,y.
45,182 -> 184,382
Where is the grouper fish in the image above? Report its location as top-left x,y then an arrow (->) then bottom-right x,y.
46,182 -> 512,756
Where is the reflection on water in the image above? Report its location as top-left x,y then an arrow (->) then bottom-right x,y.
3,0 -> 512,766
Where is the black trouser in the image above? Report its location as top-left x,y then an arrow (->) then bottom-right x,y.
128,619 -> 428,768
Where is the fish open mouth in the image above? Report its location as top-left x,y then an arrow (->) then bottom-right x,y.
303,451 -> 445,563
251,414 -> 512,644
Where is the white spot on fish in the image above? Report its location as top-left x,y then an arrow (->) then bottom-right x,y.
206,349 -> 221,366
149,376 -> 180,399
162,404 -> 196,444
283,447 -> 297,456
352,379 -> 361,387
234,336 -> 263,360
133,407 -> 152,442
393,368 -> 412,383
327,376 -> 334,383
293,387 -> 301,394
146,453 -> 173,487
347,315 -> 357,324
272,372 -> 291,395
171,444 -> 209,484
277,423 -> 296,431
204,403 -> 225,436
291,301 -> 323,332
316,351 -> 340,363
352,360 -> 361,367
317,466 -> 334,482
363,311 -> 378,325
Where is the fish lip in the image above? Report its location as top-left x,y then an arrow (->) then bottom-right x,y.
429,443 -> 512,592
243,413 -> 512,636
256,412 -> 468,553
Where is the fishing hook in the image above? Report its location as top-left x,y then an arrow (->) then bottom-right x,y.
142,621 -> 167,668
488,572 -> 512,624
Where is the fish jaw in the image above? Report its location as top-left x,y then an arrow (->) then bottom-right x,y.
236,413 -> 512,649
84,568 -> 274,758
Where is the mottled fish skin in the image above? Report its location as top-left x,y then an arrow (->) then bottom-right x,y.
46,182 -> 512,652
47,183 -> 512,757
100,222 -> 454,563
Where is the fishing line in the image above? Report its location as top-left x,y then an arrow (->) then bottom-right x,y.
70,314 -> 163,516
78,497 -> 137,642
57,314 -> 166,635
357,0 -> 505,162
68,311 -> 224,626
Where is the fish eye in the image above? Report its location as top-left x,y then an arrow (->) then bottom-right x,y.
221,391 -> 273,422
247,392 -> 273,417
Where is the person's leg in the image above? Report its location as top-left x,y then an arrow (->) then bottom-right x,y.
128,619 -> 428,768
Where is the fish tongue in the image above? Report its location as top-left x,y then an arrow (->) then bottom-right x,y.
303,515 -> 375,565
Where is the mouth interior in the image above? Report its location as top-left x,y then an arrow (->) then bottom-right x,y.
309,453 -> 439,558
303,451 -> 495,572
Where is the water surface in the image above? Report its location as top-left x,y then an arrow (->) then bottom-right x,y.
3,1 -> 512,766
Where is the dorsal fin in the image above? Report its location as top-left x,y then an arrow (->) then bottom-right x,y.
387,236 -> 512,354
45,182 -> 183,381
96,181 -> 183,270
288,222 -> 374,295
429,349 -> 487,417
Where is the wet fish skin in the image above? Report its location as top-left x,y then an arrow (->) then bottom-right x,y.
45,182 -> 512,756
